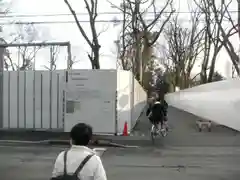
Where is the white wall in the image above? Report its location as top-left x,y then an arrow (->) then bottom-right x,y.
64,70 -> 117,134
132,76 -> 147,127
117,70 -> 147,134
165,78 -> 240,131
180,78 -> 240,93
65,69 -> 147,134
117,70 -> 132,134
2,71 -> 64,130
2,69 -> 147,135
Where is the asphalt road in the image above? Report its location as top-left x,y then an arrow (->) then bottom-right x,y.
0,107 -> 240,180
0,144 -> 239,180
133,107 -> 240,147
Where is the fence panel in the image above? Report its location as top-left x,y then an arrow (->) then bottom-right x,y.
64,70 -> 117,134
2,71 -> 64,131
18,71 -> 26,128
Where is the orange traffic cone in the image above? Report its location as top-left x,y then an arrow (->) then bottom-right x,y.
122,121 -> 128,136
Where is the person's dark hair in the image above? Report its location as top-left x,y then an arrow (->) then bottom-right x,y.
70,123 -> 93,146
156,96 -> 161,102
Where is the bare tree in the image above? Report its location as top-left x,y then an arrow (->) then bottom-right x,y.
125,0 -> 175,83
4,23 -> 43,70
114,1 -> 135,71
68,55 -> 81,69
42,46 -> 80,70
162,9 -> 204,89
192,0 -> 215,83
114,38 -> 133,70
109,0 -> 174,87
195,0 -> 240,77
238,0 -> 240,40
136,0 -> 175,83
214,0 -> 240,75
0,0 -> 13,70
64,0 -> 101,69
119,2 -> 131,70
109,0 -> 142,76
0,0 -> 11,17
3,48 -> 15,71
42,46 -> 60,70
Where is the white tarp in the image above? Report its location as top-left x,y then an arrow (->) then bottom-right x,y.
117,70 -> 147,134
2,69 -> 147,134
64,70 -> 117,134
166,78 -> 240,131
65,70 -> 147,134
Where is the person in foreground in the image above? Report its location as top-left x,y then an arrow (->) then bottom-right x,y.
147,97 -> 167,131
51,123 -> 107,180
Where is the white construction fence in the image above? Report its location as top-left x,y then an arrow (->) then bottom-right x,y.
165,78 -> 240,131
1,69 -> 147,135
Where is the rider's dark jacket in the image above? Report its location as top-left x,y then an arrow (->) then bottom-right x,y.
146,101 -> 165,124
162,100 -> 168,116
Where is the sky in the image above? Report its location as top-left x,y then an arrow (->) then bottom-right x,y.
6,0 -> 118,69
1,0 -> 239,77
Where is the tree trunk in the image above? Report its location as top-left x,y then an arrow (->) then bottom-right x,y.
93,47 -> 100,69
238,0 -> 240,40
207,52 -> 217,82
201,29 -> 210,84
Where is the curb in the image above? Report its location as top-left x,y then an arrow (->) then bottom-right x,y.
0,140 -> 50,144
0,139 -> 139,148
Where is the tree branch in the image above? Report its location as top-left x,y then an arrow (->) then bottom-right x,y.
64,0 -> 93,48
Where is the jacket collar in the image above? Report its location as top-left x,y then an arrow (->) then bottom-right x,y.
71,145 -> 95,153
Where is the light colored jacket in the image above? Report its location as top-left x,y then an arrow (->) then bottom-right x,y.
52,145 -> 107,180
